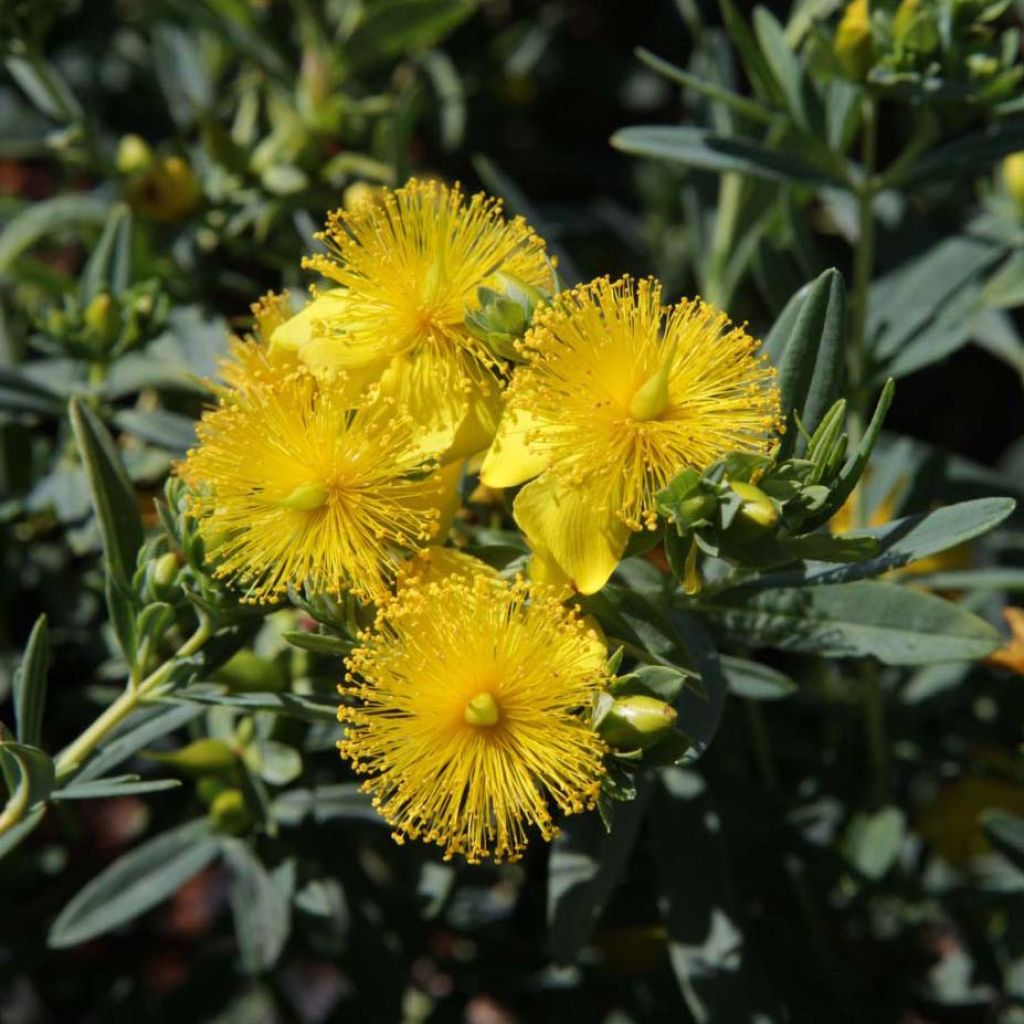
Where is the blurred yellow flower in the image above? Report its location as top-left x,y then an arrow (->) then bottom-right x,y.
273,179 -> 554,462
986,607 -> 1024,674
339,574 -> 609,862
480,276 -> 781,594
1003,152 -> 1024,213
180,352 -> 450,603
118,133 -> 202,223
917,775 -> 1024,866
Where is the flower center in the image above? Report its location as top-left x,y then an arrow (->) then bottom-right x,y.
628,336 -> 678,422
463,691 -> 501,727
275,480 -> 330,511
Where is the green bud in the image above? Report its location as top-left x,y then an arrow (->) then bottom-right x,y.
147,738 -> 236,776
196,776 -> 229,806
599,694 -> 678,751
215,649 -> 286,693
674,493 -> 717,528
152,551 -> 179,589
834,0 -> 873,78
210,788 -> 253,835
1003,152 -> 1024,215
116,133 -> 154,175
729,480 -> 780,531
83,292 -> 122,351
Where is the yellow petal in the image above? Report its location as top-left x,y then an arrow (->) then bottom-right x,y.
446,377 -> 503,464
479,407 -> 548,488
378,348 -> 467,459
513,473 -> 631,595
271,290 -> 386,372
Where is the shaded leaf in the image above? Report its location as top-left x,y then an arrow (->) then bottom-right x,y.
13,615 -> 48,747
48,819 -> 220,948
698,580 -> 1001,664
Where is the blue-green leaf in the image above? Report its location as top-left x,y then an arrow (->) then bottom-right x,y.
48,819 -> 220,948
13,615 -> 48,747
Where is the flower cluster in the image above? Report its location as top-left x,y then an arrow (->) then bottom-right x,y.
181,179 -> 781,860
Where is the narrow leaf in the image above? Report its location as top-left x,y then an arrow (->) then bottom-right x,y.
48,819 -> 220,948
222,840 -> 292,973
68,397 -> 144,589
13,615 -> 49,747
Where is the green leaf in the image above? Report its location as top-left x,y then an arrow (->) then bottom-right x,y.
111,408 -> 196,453
345,1 -> 475,71
610,125 -> 837,187
698,580 -> 1001,665
272,784 -> 382,827
0,805 -> 46,861
764,268 -> 846,457
48,819 -> 220,948
222,840 -> 292,974
0,742 -> 56,823
80,203 -> 132,302
745,497 -> 1016,588
75,704 -> 204,782
69,397 -> 144,590
667,610 -> 729,763
720,655 -> 798,699
610,664 -> 694,703
13,615 -> 48,747
842,806 -> 906,880
635,48 -> 776,126
173,685 -> 340,724
652,768 -> 780,1019
0,366 -> 64,416
753,7 -> 811,131
802,378 -> 894,531
0,194 -> 111,272
281,631 -> 353,657
982,809 -> 1024,873
547,781 -> 652,964
718,0 -> 778,101
4,53 -> 83,123
897,120 -> 1024,185
52,776 -> 182,800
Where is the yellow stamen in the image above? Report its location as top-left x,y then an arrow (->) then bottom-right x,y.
464,691 -> 501,727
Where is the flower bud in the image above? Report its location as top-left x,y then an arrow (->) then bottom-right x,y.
116,134 -> 154,175
599,694 -> 678,751
148,738 -> 236,776
834,0 -> 873,79
83,292 -> 122,351
152,551 -> 179,589
215,649 -> 286,693
209,788 -> 253,835
729,480 -> 780,531
1004,152 -> 1024,215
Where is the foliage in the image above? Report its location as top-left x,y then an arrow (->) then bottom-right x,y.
2,2 -> 1024,1023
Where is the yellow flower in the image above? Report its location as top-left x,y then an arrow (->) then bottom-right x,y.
480,276 -> 781,594
986,607 -> 1024,675
180,352 -> 449,603
339,574 -> 609,862
274,179 -> 554,462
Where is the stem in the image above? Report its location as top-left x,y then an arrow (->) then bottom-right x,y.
848,95 -> 878,526
862,663 -> 889,808
52,616 -> 211,783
